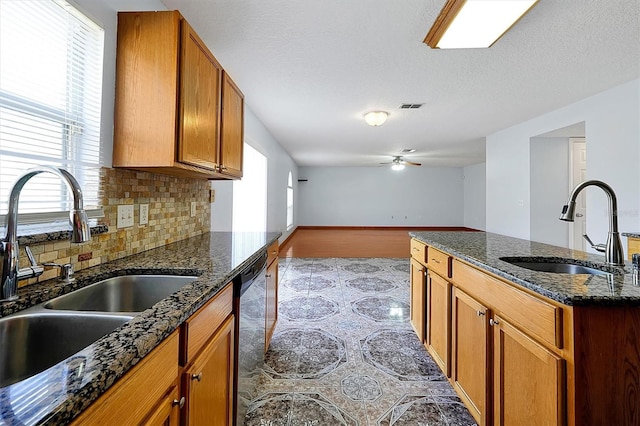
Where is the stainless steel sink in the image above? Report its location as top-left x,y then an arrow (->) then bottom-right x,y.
0,312 -> 131,388
500,257 -> 617,275
43,275 -> 197,313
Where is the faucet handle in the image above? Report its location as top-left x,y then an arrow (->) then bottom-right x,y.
24,246 -> 38,267
16,246 -> 44,281
582,234 -> 606,253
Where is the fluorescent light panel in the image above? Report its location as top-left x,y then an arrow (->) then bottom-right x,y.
425,0 -> 539,49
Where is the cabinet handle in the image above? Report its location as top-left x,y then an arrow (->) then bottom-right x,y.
477,311 -> 485,316
489,318 -> 499,326
266,274 -> 272,278
412,247 -> 419,251
191,372 -> 202,382
417,268 -> 423,272
271,250 -> 277,255
220,165 -> 227,171
172,397 -> 185,408
431,258 -> 440,264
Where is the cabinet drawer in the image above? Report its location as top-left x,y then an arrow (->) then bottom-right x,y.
428,247 -> 452,279
267,241 -> 279,266
453,259 -> 563,349
181,282 -> 233,365
410,239 -> 427,264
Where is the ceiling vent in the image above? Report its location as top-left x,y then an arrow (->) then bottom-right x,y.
399,103 -> 424,109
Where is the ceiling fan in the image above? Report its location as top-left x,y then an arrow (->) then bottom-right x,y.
380,156 -> 422,170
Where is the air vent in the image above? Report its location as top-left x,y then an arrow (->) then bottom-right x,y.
399,103 -> 424,109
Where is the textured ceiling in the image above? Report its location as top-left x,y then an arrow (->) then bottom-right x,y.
157,0 -> 640,167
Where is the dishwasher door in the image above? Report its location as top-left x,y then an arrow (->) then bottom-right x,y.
235,254 -> 267,426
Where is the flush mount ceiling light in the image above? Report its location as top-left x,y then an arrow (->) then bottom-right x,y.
364,111 -> 389,127
424,0 -> 539,49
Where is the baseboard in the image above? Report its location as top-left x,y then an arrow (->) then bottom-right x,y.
278,227 -> 298,252
295,226 -> 480,231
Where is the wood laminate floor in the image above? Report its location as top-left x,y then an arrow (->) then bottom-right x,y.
279,229 -> 412,258
279,228 -> 474,259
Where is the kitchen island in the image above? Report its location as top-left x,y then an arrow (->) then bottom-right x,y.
410,231 -> 639,426
0,231 -> 280,425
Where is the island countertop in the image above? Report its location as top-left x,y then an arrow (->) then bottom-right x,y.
0,231 -> 280,425
409,231 -> 638,307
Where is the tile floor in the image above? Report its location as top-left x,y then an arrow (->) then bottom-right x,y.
244,258 -> 477,426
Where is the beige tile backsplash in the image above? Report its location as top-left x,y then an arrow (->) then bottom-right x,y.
21,167 -> 211,286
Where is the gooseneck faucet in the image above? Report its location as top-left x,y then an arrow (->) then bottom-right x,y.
1,166 -> 91,301
559,179 -> 625,266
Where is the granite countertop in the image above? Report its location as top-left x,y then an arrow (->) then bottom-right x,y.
0,231 -> 280,425
622,232 -> 640,239
409,231 -> 640,307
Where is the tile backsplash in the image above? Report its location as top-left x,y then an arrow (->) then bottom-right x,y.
21,167 -> 211,285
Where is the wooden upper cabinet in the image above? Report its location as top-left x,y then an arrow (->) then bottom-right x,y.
114,11 -> 242,180
178,20 -> 221,171
219,72 -> 244,178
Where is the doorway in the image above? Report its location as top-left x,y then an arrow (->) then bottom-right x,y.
529,122 -> 585,249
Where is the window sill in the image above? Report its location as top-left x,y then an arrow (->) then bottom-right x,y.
0,221 -> 109,246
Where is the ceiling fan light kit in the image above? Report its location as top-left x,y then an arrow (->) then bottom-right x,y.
363,111 -> 389,127
391,163 -> 406,171
424,0 -> 540,49
381,155 -> 422,171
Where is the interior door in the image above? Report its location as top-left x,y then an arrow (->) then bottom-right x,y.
570,138 -> 587,251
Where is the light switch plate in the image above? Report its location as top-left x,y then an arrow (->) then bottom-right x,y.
191,201 -> 197,217
117,205 -> 134,228
139,204 -> 149,225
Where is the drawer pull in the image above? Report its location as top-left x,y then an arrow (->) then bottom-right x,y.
489,318 -> 500,326
477,311 -> 485,317
173,397 -> 185,408
412,247 -> 419,251
192,372 -> 203,382
431,258 -> 440,264
266,274 -> 272,278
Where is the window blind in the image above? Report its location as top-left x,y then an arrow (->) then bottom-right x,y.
0,0 -> 104,225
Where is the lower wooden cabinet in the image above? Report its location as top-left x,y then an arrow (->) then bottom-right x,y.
492,315 -> 565,426
451,287 -> 489,426
71,331 -> 180,425
182,315 -> 235,426
72,282 -> 236,425
409,257 -> 427,343
426,271 -> 451,377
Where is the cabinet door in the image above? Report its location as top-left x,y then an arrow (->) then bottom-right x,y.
178,19 -> 221,171
452,288 -> 489,426
142,384 -> 181,426
182,315 -> 235,426
410,257 -> 427,343
265,258 -> 278,351
493,315 -> 565,426
219,72 -> 244,178
427,271 -> 451,376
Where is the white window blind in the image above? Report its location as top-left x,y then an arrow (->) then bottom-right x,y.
0,0 -> 104,225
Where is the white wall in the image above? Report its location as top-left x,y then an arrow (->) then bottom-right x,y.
487,79 -> 640,255
298,166 -> 464,226
211,107 -> 299,242
530,137 -> 569,246
463,163 -> 486,230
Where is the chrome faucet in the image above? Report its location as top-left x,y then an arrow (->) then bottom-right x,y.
559,179 -> 625,266
1,166 -> 91,301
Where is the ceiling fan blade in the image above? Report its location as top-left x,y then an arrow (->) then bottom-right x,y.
379,162 -> 393,165
403,160 -> 422,166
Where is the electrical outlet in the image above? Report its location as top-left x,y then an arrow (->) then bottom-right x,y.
210,189 -> 215,203
191,201 -> 197,217
140,204 -> 149,225
117,205 -> 134,228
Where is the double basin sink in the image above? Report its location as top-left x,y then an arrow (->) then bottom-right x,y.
0,274 -> 197,388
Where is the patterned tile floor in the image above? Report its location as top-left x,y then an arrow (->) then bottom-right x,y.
244,258 -> 477,426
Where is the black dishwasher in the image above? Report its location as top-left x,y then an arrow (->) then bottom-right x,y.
233,251 -> 267,426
